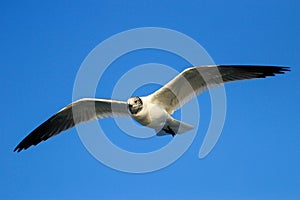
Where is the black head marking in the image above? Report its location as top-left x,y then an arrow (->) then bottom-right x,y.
127,96 -> 143,115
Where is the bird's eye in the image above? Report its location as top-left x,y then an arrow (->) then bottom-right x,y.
134,100 -> 137,103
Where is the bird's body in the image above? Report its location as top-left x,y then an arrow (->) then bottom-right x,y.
14,65 -> 290,152
131,97 -> 168,128
129,96 -> 194,135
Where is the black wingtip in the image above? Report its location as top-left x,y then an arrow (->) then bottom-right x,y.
270,66 -> 291,73
14,142 -> 20,152
14,148 -> 21,153
14,143 -> 26,153
219,65 -> 290,71
218,65 -> 291,78
258,65 -> 291,76
279,66 -> 291,72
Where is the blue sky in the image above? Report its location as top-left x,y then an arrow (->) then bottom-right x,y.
1,0 -> 299,199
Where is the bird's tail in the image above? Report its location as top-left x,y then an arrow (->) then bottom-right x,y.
156,118 -> 194,136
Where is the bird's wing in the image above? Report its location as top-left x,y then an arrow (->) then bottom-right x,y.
149,65 -> 289,114
14,98 -> 129,152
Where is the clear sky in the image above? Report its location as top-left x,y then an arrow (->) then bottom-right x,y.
1,0 -> 299,199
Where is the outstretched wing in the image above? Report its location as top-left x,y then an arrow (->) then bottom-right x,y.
149,65 -> 290,114
14,98 -> 129,152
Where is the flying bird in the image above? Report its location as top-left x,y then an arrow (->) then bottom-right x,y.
14,65 -> 289,152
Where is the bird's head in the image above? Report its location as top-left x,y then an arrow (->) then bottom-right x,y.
127,96 -> 143,115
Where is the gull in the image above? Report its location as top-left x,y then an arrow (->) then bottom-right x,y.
14,65 -> 289,152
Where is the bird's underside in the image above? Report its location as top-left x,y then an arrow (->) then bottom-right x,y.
14,65 -> 290,152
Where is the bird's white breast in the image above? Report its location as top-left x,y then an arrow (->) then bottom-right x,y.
132,96 -> 169,129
